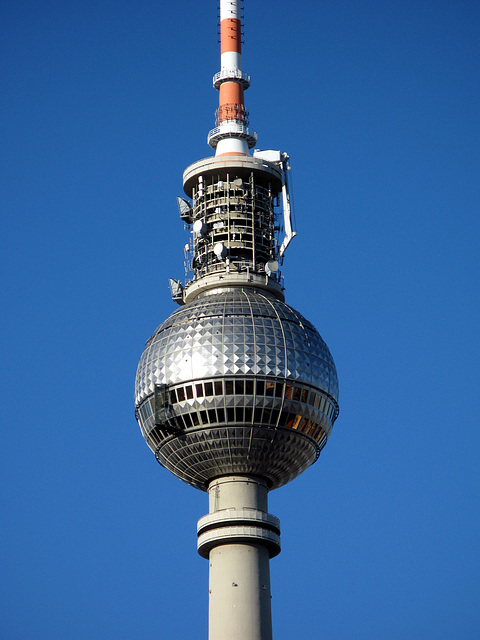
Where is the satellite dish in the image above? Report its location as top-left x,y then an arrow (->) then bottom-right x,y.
214,242 -> 227,259
266,260 -> 279,276
193,220 -> 206,236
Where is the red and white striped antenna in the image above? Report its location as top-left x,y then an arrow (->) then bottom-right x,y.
208,0 -> 257,156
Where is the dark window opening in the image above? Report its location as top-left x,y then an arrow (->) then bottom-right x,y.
204,382 -> 214,397
285,413 -> 294,428
235,380 -> 244,395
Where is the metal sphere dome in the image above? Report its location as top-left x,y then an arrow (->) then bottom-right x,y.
135,288 -> 339,490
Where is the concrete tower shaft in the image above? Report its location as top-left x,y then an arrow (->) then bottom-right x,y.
198,476 -> 278,640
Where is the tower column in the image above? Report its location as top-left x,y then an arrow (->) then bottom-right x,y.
197,476 -> 281,640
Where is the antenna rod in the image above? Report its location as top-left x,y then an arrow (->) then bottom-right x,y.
208,0 -> 257,155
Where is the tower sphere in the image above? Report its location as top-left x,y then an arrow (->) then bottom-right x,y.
135,288 -> 339,490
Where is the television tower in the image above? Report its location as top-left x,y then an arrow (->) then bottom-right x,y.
134,2 -> 339,638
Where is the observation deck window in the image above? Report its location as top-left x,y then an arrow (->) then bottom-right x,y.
204,382 -> 214,397
265,381 -> 275,396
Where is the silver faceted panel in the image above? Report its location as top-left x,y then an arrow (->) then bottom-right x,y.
135,289 -> 338,405
135,288 -> 339,489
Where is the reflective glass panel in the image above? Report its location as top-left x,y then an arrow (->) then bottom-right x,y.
292,414 -> 302,429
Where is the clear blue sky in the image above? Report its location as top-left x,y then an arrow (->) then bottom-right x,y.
2,1 -> 479,638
